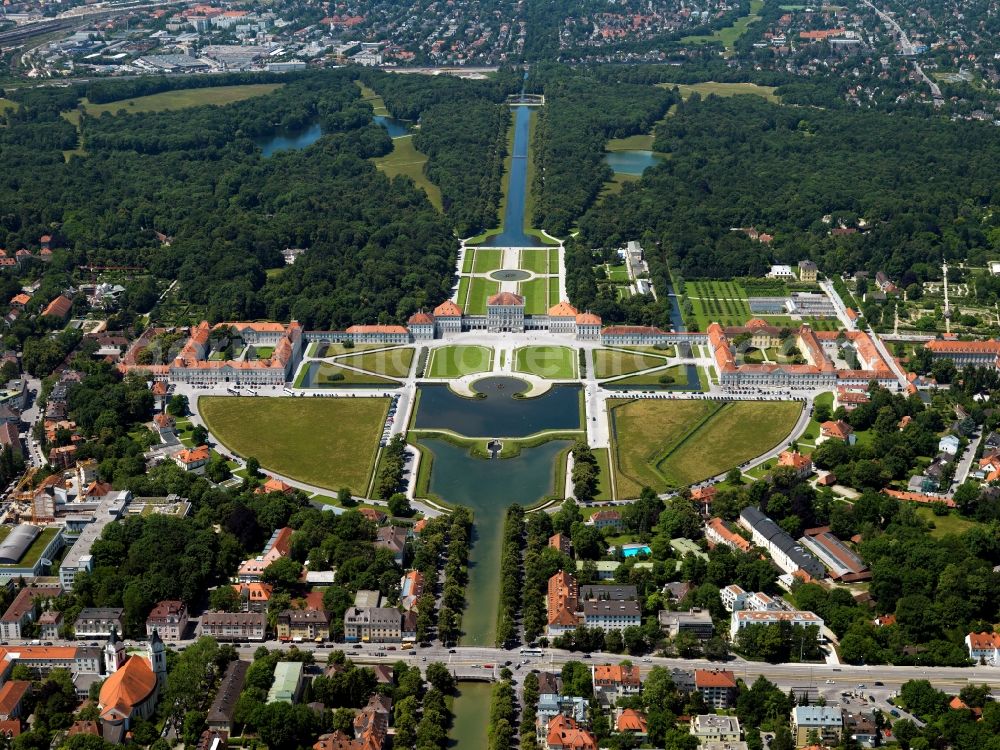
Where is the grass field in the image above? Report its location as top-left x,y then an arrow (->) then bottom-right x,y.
465,277 -> 499,315
520,249 -> 550,274
520,277 -> 551,314
801,391 -> 834,443
595,447 -> 614,501
427,345 -> 493,378
594,349 -> 668,379
915,507 -> 981,538
0,98 -> 17,114
356,82 -> 389,116
681,0 -> 765,51
80,84 -> 283,116
297,362 -> 399,387
338,348 -> 414,378
373,134 -> 442,211
471,248 -> 503,273
606,133 -> 656,151
607,364 -> 690,388
200,396 -> 389,493
666,81 -> 780,103
610,399 -> 801,496
311,342 -> 392,358
513,346 -> 577,380
548,278 -> 561,306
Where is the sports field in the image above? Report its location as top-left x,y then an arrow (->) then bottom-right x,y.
594,349 -> 668,379
373,134 -> 442,211
609,399 -> 801,496
81,84 -> 284,116
513,346 -> 577,380
338,348 -> 414,378
427,345 -> 493,378
200,396 -> 389,493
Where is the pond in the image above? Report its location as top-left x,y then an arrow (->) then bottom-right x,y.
605,149 -> 664,176
256,122 -> 323,157
450,682 -> 493,748
481,105 -> 547,248
413,377 -> 581,437
420,437 -> 571,645
374,114 -> 410,138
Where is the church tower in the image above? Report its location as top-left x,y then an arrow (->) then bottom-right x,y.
148,628 -> 167,687
104,626 -> 126,674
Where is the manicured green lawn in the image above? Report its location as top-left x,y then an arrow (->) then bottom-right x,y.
670,82 -> 779,103
548,277 -> 561,306
299,363 -> 399,387
200,396 -> 388,493
462,252 -> 475,273
608,364 -> 690,388
659,401 -> 801,486
513,346 -> 577,380
252,346 -> 274,359
595,447 -> 614,501
594,349 -> 668,379
609,399 -> 801,496
606,133 -> 655,151
519,277 -> 550,314
605,264 -> 630,283
471,248 -> 503,274
81,84 -> 283,116
465,277 -> 499,315
687,279 -> 754,329
427,345 -> 493,378
373,134 -> 442,211
339,348 -> 414,378
312,342 -> 393,358
801,391 -> 834,442
519,249 -> 550,274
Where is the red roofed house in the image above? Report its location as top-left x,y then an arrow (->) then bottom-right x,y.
591,664 -> 641,703
694,669 -> 738,709
587,510 -> 622,530
146,600 -> 188,641
0,680 -> 30,720
255,477 -> 296,495
545,715 -> 596,750
41,295 -> 73,321
705,517 -> 751,553
778,450 -> 813,479
965,631 -> 1000,664
614,708 -> 648,737
548,533 -> 572,555
172,445 -> 210,473
821,420 -> 855,443
547,571 -> 579,636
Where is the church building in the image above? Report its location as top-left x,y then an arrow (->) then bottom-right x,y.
98,628 -> 167,744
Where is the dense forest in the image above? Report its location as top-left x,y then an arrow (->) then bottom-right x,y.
0,70 -> 461,327
529,65 -> 675,236
362,69 -> 521,237
565,91 -> 1000,315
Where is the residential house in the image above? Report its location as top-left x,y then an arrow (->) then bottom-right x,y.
400,570 -> 424,611
615,708 -> 648,738
739,507 -> 825,580
798,260 -> 818,282
821,420 -> 855,443
172,445 -> 210,473
689,715 -> 742,744
267,662 -> 304,704
791,706 -> 843,747
206,660 -> 249,733
582,601 -> 640,632
233,582 -> 273,613
0,681 -> 29,720
549,533 -> 572,555
547,571 -> 579,637
720,584 -> 749,612
938,434 -> 961,456
705,518 -> 751,553
588,510 -> 622,530
966,631 -> 1000,665
691,485 -> 718,513
41,295 -> 73,321
544,715 -> 596,750
38,610 -> 62,640
74,608 -> 124,639
276,609 -> 329,642
576,560 -> 619,580
730,609 -> 824,637
694,669 -> 738,709
579,585 -> 637,602
778,450 -> 813,479
591,664 -> 640,705
255,477 -> 296,495
359,507 -> 388,525
146,600 -> 188,641
374,526 -> 408,566
343,607 -> 401,643
237,527 -> 293,582
0,586 -> 59,640
200,612 -> 266,642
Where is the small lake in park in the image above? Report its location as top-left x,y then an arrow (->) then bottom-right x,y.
256,122 -> 323,156
373,114 -> 410,138
605,149 -> 664,175
413,377 -> 581,437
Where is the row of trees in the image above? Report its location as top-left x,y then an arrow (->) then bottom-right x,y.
496,505 -> 525,647
437,507 -> 473,645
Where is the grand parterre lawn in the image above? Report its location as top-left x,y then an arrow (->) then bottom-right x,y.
426,345 -> 493,378
610,399 -> 801,496
594,349 -> 669,379
199,396 -> 389,494
514,346 -> 577,379
338,348 -> 414,378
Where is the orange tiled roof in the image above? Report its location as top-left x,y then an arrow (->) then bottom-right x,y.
42,295 -> 72,319
407,311 -> 434,325
433,300 -> 462,317
967,631 -> 1000,649
548,301 -> 579,317
694,668 -> 737,689
345,325 -> 408,334
575,312 -> 602,325
487,291 -> 524,307
99,656 -> 156,721
175,445 -> 210,464
616,708 -> 647,733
